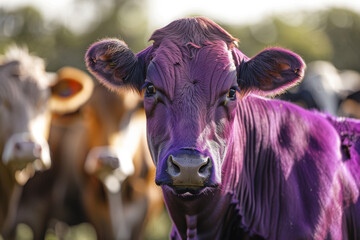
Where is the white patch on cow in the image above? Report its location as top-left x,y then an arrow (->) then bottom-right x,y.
104,175 -> 121,193
85,146 -> 129,187
4,46 -> 50,89
29,113 -> 52,168
2,132 -> 50,171
106,186 -> 130,239
2,133 -> 30,165
14,163 -> 35,185
111,111 -> 147,177
123,90 -> 141,111
113,145 -> 135,178
2,132 -> 51,172
196,121 -> 224,184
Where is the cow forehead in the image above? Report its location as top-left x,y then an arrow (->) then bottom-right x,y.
0,48 -> 50,88
0,70 -> 50,121
147,40 -> 237,101
0,71 -> 49,98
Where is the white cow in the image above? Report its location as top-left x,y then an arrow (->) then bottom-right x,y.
0,46 -> 93,239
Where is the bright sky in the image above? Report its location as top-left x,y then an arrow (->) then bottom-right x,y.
2,0 -> 360,31
148,0 -> 360,28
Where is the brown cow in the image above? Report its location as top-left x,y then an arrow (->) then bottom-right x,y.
10,83 -> 162,239
83,97 -> 163,240
0,47 -> 93,239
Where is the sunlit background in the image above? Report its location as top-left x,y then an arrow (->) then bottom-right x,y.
1,0 -> 360,239
1,0 -> 360,72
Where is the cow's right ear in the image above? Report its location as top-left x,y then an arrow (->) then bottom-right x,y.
85,39 -> 147,92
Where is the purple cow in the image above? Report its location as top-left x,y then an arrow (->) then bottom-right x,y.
85,17 -> 360,239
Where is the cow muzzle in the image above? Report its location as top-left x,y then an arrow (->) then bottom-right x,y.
85,146 -> 135,193
161,149 -> 213,191
2,132 -> 51,171
2,132 -> 51,185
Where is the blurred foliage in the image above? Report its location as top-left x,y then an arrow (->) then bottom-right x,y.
325,9 -> 360,71
7,210 -> 171,240
144,208 -> 172,240
0,0 -> 149,72
1,3 -> 360,73
220,8 -> 360,71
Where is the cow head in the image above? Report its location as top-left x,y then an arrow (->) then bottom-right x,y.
85,17 -> 305,196
83,108 -> 147,193
0,47 -> 94,184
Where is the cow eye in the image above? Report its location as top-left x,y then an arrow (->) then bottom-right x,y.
227,87 -> 237,100
145,83 -> 156,96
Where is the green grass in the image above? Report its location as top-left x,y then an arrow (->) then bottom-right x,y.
1,208 -> 172,240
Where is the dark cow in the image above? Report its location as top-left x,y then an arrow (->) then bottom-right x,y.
279,61 -> 343,115
339,91 -> 360,119
86,17 -> 360,239
0,47 -> 92,238
279,61 -> 360,117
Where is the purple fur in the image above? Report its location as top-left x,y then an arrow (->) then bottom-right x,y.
86,17 -> 360,239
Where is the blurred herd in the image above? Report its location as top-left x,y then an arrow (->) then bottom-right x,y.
1,0 -> 360,239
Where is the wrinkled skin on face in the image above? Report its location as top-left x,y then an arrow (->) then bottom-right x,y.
86,28 -> 303,193
144,40 -> 239,191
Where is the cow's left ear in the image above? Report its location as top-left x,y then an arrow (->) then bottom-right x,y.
237,47 -> 305,95
49,67 -> 94,114
85,39 -> 150,92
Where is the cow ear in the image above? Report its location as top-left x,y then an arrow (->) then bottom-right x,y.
237,47 -> 305,95
85,39 -> 146,92
49,67 -> 94,114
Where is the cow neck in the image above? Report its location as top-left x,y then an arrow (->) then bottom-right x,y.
0,164 -> 22,235
162,95 -> 286,239
162,118 -> 245,239
216,96 -> 283,238
0,163 -> 16,224
163,187 -> 231,240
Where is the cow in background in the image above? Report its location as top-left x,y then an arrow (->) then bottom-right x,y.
338,70 -> 360,119
83,98 -> 163,240
0,47 -> 93,238
339,91 -> 360,119
279,61 -> 360,117
11,82 -> 162,239
86,17 -> 360,239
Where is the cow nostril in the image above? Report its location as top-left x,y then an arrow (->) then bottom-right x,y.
165,152 -> 213,187
107,156 -> 120,169
168,155 -> 180,176
199,157 -> 211,174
